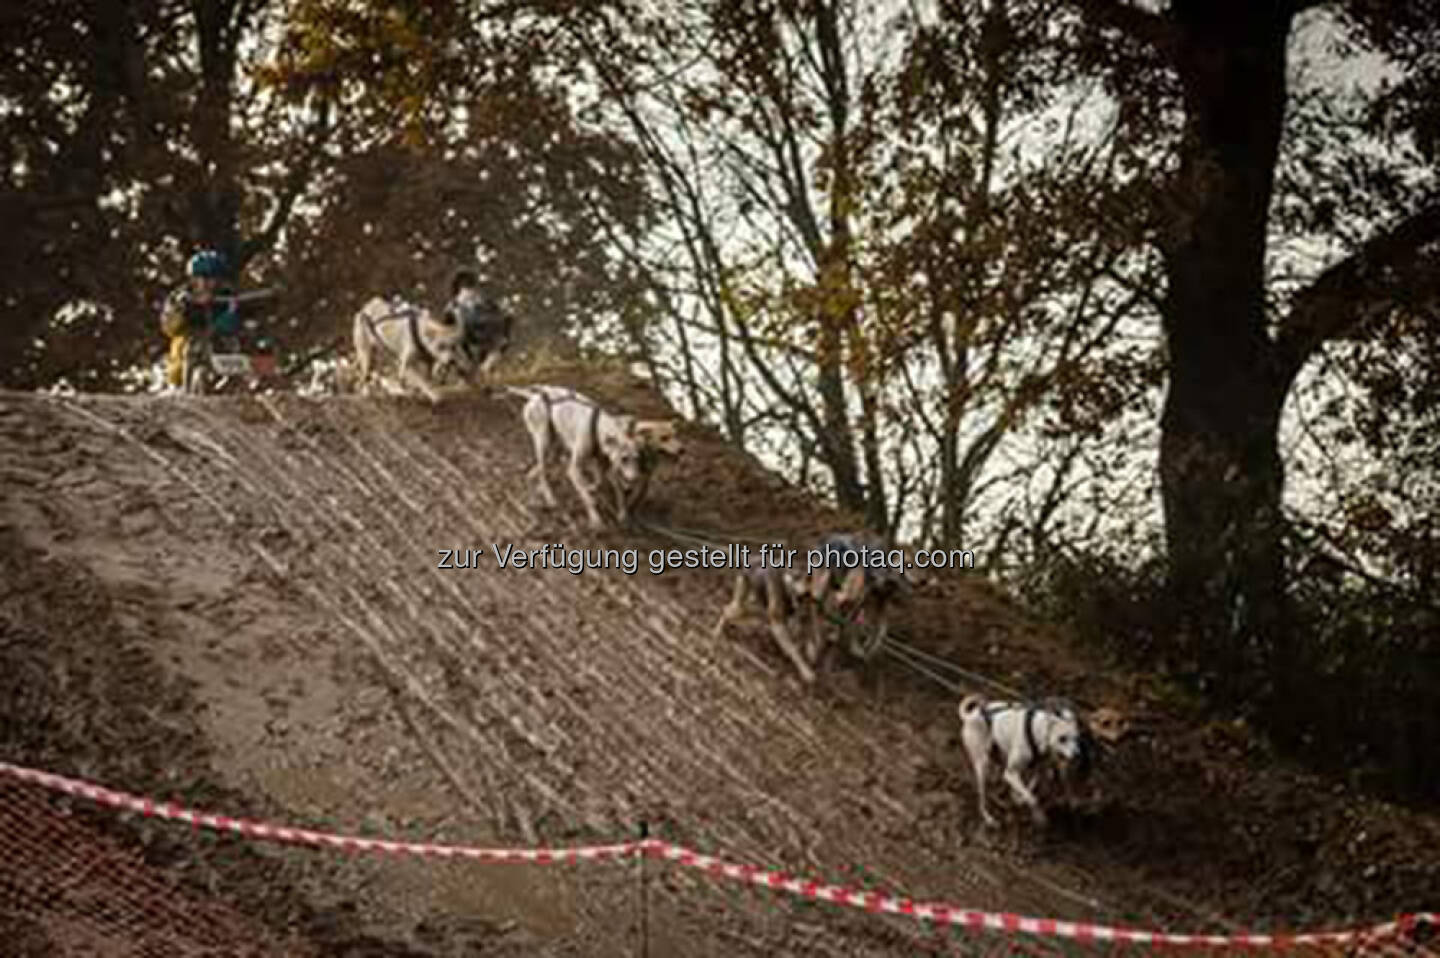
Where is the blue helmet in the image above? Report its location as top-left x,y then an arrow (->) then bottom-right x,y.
187,249 -> 226,279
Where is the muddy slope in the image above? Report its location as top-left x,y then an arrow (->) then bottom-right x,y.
0,379 -> 1435,956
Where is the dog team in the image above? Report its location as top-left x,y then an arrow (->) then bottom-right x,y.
344,266 -> 1122,830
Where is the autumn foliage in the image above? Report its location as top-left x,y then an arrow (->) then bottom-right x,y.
4,0 -> 1440,801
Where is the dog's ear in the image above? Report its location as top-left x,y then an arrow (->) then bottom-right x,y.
1087,707 -> 1130,743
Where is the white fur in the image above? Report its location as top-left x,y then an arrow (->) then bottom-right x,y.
508,385 -> 644,530
352,296 -> 467,404
957,695 -> 1083,827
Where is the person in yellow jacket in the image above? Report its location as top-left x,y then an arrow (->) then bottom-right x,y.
159,249 -> 241,389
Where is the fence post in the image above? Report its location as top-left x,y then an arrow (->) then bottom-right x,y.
636,820 -> 650,958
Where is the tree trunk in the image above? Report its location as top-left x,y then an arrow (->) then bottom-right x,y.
815,324 -> 864,512
813,0 -> 866,517
1159,1 -> 1297,707
857,374 -> 888,531
192,0 -> 243,268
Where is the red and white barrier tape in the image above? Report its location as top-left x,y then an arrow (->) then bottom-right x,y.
0,762 -> 635,864
648,843 -> 1435,949
2,761 -> 1435,950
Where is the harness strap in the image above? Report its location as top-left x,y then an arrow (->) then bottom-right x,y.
1024,708 -> 1041,759
812,538 -> 907,626
407,307 -> 435,365
588,404 -> 602,459
980,702 -> 1009,728
362,305 -> 423,363
532,388 -> 610,463
977,702 -> 1044,760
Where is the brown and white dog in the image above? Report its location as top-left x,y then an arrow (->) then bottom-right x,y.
712,561 -> 817,682
791,531 -> 919,667
352,296 -> 469,404
506,385 -> 678,529
713,531 -> 920,684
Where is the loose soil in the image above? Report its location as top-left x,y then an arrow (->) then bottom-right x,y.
0,364 -> 1435,956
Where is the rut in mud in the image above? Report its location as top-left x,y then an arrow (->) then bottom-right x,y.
1,373 -> 1437,956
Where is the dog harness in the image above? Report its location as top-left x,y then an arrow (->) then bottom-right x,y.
980,702 -> 1044,761
532,388 -> 605,460
407,307 -> 435,365
810,536 -> 904,626
362,301 -> 436,366
979,701 -> 1096,776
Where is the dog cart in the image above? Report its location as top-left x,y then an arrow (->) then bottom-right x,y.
182,321 -> 281,395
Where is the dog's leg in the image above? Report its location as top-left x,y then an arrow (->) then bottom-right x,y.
1002,760 -> 1048,826
766,589 -> 816,685
395,341 -> 411,397
802,572 -> 833,667
843,595 -> 871,659
525,404 -> 559,509
972,748 -> 997,828
400,350 -> 442,405
415,370 -> 443,405
959,703 -> 999,828
796,596 -> 818,664
712,574 -> 750,638
577,455 -> 603,491
811,603 -> 844,676
626,467 -> 652,517
354,321 -> 373,396
396,344 -> 416,400
853,604 -> 889,661
568,445 -> 606,529
805,598 -> 835,674
611,470 -> 632,525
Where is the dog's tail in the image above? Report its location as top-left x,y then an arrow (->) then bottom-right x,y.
957,694 -> 986,724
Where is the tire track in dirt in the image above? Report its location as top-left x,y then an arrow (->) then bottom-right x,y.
354,424 -> 733,840
250,398 -> 724,868
45,397 -> 551,845
273,399 -> 955,953
337,405 -> 1059,949
407,466 -> 842,867
250,397 -> 1007,949
194,397 -> 584,843
315,397 -> 1105,946
301,415 -> 618,836
29,394 -> 659,950
12,392 -> 1197,955
361,428 -> 752,781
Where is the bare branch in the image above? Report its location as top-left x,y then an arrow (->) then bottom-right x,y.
241,97 -> 336,265
1277,195 -> 1440,378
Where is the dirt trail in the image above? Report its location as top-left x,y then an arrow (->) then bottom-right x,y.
1,378 -> 1436,956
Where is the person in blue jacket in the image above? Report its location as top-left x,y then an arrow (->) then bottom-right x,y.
159,249 -> 241,388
